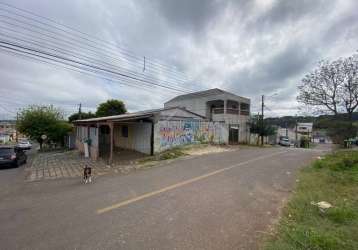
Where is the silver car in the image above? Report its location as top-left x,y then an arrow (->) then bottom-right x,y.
17,139 -> 32,150
279,137 -> 290,147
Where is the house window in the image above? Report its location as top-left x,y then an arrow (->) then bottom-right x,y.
240,103 -> 250,115
122,125 -> 128,138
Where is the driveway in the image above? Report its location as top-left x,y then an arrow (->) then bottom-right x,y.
0,145 -> 330,250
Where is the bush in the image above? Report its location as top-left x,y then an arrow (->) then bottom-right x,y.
327,121 -> 357,145
158,148 -> 187,160
327,206 -> 357,224
313,151 -> 358,171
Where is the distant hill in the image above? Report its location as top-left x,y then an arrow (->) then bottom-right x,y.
265,112 -> 358,129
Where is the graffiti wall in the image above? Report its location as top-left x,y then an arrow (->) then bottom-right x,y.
154,120 -> 228,152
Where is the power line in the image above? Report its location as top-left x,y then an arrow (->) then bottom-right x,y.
0,29 -> 192,92
0,16 -> 196,91
0,48 -> 182,98
0,40 -> 191,93
0,17 -> 190,83
0,3 -> 191,80
0,5 -> 228,104
0,5 -> 229,104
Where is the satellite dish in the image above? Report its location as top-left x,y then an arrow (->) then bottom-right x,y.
41,134 -> 47,140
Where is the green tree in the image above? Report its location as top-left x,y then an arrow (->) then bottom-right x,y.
250,115 -> 276,136
48,121 -> 73,146
327,120 -> 356,145
96,99 -> 127,117
17,105 -> 72,149
68,111 -> 96,122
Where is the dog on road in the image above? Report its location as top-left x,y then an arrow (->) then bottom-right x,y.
83,164 -> 92,184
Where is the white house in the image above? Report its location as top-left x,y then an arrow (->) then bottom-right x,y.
164,88 -> 251,143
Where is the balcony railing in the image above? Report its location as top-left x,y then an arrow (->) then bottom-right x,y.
240,110 -> 250,116
226,108 -> 239,114
212,108 -> 240,115
213,108 -> 224,114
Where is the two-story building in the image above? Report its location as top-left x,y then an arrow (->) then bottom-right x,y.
164,88 -> 251,143
74,89 -> 251,163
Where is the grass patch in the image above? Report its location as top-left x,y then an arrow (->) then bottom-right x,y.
138,143 -> 213,166
138,146 -> 190,165
156,147 -> 188,160
264,150 -> 358,250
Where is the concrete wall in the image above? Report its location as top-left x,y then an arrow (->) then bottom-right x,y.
239,115 -> 250,143
249,133 -> 269,145
165,98 -> 208,117
75,126 -> 99,160
114,123 -> 152,155
213,114 -> 249,143
154,120 -> 228,153
165,92 -> 250,118
164,93 -> 250,143
88,127 -> 99,160
159,108 -> 203,120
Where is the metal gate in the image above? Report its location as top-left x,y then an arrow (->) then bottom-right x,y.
229,124 -> 239,144
98,125 -> 110,158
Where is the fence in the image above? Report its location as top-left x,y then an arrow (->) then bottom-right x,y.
154,120 -> 228,152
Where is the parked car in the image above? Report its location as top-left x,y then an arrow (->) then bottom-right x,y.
17,138 -> 32,150
0,146 -> 27,168
279,137 -> 290,147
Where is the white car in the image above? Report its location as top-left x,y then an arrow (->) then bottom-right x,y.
279,137 -> 290,147
17,139 -> 32,150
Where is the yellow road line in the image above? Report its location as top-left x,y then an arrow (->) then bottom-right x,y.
97,150 -> 286,214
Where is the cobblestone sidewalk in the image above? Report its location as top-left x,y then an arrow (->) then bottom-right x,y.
25,150 -> 138,182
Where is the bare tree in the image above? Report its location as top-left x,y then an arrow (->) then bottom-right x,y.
297,54 -> 358,119
340,54 -> 358,120
297,60 -> 341,115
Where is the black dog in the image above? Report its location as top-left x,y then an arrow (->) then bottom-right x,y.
83,164 -> 92,183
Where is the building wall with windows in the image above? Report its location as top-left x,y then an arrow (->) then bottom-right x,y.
164,88 -> 250,143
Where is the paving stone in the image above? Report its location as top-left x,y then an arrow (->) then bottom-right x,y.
54,167 -> 61,178
44,169 -> 50,178
37,169 -> 43,179
61,167 -> 69,178
49,168 -> 56,178
26,150 -> 141,182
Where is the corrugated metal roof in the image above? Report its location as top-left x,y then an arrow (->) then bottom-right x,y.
165,88 -> 248,103
73,107 -> 204,123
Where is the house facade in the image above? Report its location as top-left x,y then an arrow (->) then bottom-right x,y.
164,88 -> 251,143
74,107 -> 228,163
0,120 -> 16,143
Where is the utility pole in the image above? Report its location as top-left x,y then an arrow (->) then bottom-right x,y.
16,111 -> 18,142
78,103 -> 82,119
261,95 -> 264,146
295,115 -> 298,147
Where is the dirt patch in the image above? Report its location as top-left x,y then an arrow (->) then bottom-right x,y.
183,145 -> 234,156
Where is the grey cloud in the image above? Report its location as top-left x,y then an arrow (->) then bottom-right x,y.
1,0 -> 357,119
227,43 -> 318,97
150,0 -> 222,34
246,0 -> 335,32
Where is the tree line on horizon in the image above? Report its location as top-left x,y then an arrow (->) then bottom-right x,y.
68,99 -> 127,122
16,99 -> 126,149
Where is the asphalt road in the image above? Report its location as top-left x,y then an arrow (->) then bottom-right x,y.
0,145 -> 330,250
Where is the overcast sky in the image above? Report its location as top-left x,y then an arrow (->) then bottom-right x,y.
0,0 -> 357,119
